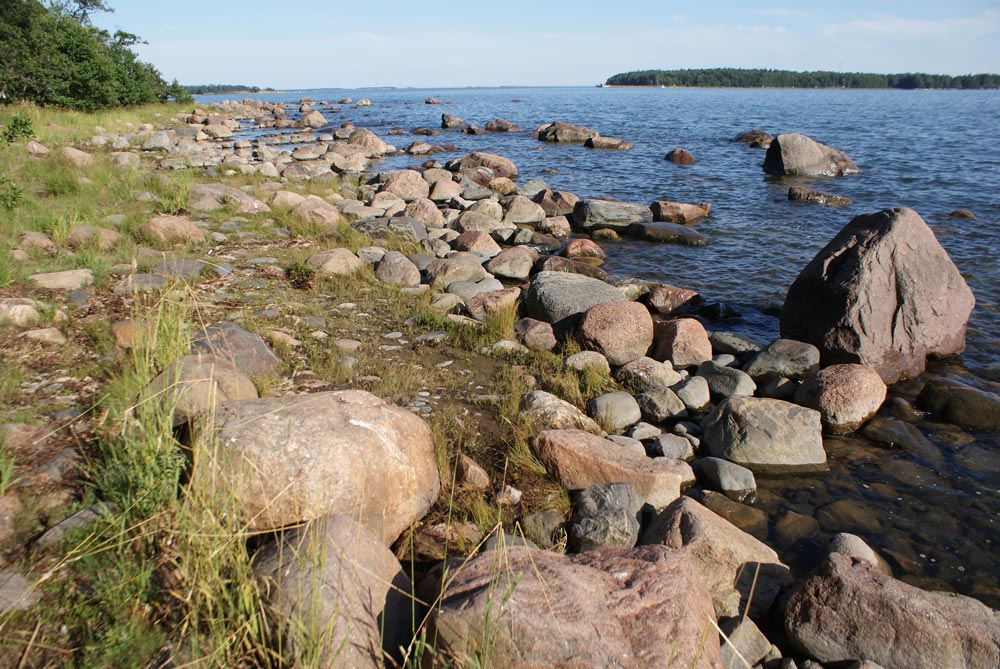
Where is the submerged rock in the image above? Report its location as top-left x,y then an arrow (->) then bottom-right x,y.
788,186 -> 853,207
763,132 -> 858,177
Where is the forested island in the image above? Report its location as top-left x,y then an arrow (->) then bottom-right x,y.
182,84 -> 277,95
605,68 -> 1000,89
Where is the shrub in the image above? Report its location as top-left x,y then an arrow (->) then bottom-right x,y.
1,112 -> 34,142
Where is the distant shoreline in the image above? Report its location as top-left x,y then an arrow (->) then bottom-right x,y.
604,68 -> 1000,90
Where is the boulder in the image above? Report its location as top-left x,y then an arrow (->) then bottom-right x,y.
828,532 -> 892,576
788,186 -> 853,207
427,545 -> 721,669
501,194 -> 546,225
290,196 -> 341,227
146,354 -> 257,426
254,515 -> 414,669
664,149 -> 697,164
347,128 -> 390,156
424,257 -> 489,289
587,392 -> 642,434
693,457 -> 756,504
645,284 -> 701,316
485,246 -> 536,280
559,238 -> 605,261
441,114 -> 464,129
651,200 -> 711,224
452,230 -> 501,257
636,387 -> 687,423
380,169 -> 429,202
565,351 -> 611,375
60,146 -> 93,168
615,357 -> 683,394
696,361 -> 757,399
573,199 -> 651,232
733,129 -> 773,145
374,251 -> 421,287
641,497 -> 791,619
918,381 -> 1000,431
187,183 -> 270,214
537,121 -> 599,143
203,390 -> 439,542
533,189 -> 579,217
569,482 -> 643,551
403,198 -> 445,228
141,215 -> 206,244
675,376 -> 711,412
190,322 -> 282,376
742,339 -> 820,383
298,110 -> 328,129
306,248 -> 364,276
484,118 -> 522,132
532,430 -> 694,509
629,221 -> 711,246
576,301 -> 654,366
519,391 -> 602,434
0,298 -> 42,327
29,269 -> 94,290
780,208 -> 975,384
514,318 -> 557,352
584,136 -> 632,150
652,318 -> 712,368
703,397 -> 826,473
795,364 -> 887,433
523,271 -> 625,331
763,132 -> 859,177
466,287 -> 520,322
785,553 -> 1000,669
533,255 -> 610,281
458,152 -> 518,178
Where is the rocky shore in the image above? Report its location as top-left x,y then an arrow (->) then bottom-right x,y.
0,97 -> 998,668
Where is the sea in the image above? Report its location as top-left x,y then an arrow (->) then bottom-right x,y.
196,86 -> 1000,605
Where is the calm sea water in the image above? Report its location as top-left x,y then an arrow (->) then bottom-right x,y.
199,86 -> 1000,604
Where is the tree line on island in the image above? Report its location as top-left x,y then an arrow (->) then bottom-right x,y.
0,0 -> 192,110
181,84 -> 277,95
605,68 -> 1000,89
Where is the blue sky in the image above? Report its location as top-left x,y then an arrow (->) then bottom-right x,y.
90,1 -> 1000,88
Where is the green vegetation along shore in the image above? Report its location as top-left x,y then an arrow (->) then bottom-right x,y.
605,68 -> 1000,89
182,84 -> 277,95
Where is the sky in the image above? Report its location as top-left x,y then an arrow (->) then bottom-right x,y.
89,0 -> 1000,89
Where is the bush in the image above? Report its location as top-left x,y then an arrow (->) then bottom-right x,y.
2,112 -> 34,142
0,172 -> 23,210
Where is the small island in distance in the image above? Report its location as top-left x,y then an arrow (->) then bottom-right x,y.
182,84 -> 278,95
605,68 -> 1000,89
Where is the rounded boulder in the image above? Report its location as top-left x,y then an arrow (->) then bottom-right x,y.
795,364 -> 886,433
577,301 -> 654,366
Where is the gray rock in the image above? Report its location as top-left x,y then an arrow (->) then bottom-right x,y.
720,616 -> 772,669
588,392 -> 642,434
485,245 -> 536,280
113,273 -> 168,295
626,422 -> 661,441
524,271 -> 625,331
375,251 -> 421,287
424,256 -> 489,289
447,277 -> 503,302
29,269 -> 94,290
0,568 -> 40,613
153,258 -> 211,280
828,532 -> 892,576
520,390 -> 602,434
674,376 -> 711,412
615,357 -> 683,393
694,457 -> 757,504
191,322 -> 282,376
636,387 -> 687,423
520,510 -> 566,549
645,433 -> 695,461
696,361 -> 757,399
703,397 -> 826,474
514,318 -> 557,352
570,482 -> 644,552
572,199 -> 652,232
743,338 -> 820,382
351,216 -> 428,241
709,331 -> 763,358
861,416 -> 942,466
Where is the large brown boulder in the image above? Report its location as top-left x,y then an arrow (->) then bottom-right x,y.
537,121 -> 599,143
255,515 -> 414,669
201,390 -> 440,543
652,318 -> 713,368
187,183 -> 271,214
785,553 -> 1000,669
763,132 -> 858,177
145,354 -> 257,426
457,151 -> 518,178
427,545 -> 722,669
641,497 -> 792,619
577,301 -> 654,366
532,429 -> 694,509
780,208 -> 975,384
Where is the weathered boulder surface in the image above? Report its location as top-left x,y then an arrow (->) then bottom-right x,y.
533,429 -> 694,509
537,121 -> 599,143
763,132 -> 859,177
703,397 -> 826,473
255,515 -> 414,669
187,183 -> 270,214
653,318 -> 713,368
641,497 -> 791,619
458,151 -> 518,178
651,200 -> 711,224
190,322 -> 282,376
519,391 -> 602,434
577,301 -> 654,366
785,553 -> 1000,669
780,208 -> 975,384
203,390 -> 440,542
629,221 -> 710,246
427,545 -> 721,669
788,186 -> 853,207
795,364 -> 887,433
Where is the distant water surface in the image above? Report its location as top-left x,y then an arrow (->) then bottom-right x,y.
197,86 -> 1000,605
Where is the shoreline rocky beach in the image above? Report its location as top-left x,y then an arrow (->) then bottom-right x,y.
1,96 -> 998,668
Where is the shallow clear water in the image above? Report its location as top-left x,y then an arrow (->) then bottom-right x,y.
199,86 -> 1000,604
